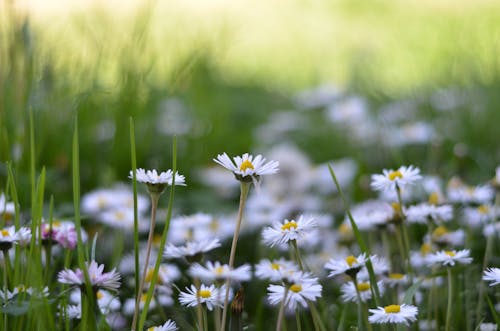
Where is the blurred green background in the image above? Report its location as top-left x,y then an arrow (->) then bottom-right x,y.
2,0 -> 500,206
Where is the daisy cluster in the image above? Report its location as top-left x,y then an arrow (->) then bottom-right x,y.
3,148 -> 500,331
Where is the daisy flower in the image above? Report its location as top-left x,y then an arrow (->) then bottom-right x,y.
0,226 -> 30,251
429,226 -> 465,248
426,249 -> 473,267
188,261 -> 251,283
255,258 -> 299,282
368,304 -> 418,326
164,238 -> 221,262
57,260 -> 121,291
405,203 -> 453,224
480,323 -> 498,331
370,165 -> 422,192
129,168 -> 185,194
0,193 -> 15,221
178,284 -> 225,311
483,268 -> 500,286
262,215 -> 317,247
341,280 -> 385,303
324,253 -> 369,278
267,275 -> 322,311
384,273 -> 409,288
147,319 -> 178,331
213,152 -> 279,185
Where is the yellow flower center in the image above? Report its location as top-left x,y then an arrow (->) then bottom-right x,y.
96,291 -> 104,300
198,290 -> 212,298
140,293 -> 148,302
391,202 -> 402,213
290,284 -> 302,293
281,221 -> 298,231
420,243 -> 432,256
345,255 -> 358,267
445,251 -> 455,257
210,220 -> 219,231
478,205 -> 489,214
97,197 -> 107,208
114,211 -> 125,221
145,268 -> 154,283
271,263 -> 280,270
1,229 -> 9,237
428,192 -> 439,205
339,223 -> 352,235
388,170 -> 403,181
389,273 -> 404,279
432,226 -> 448,238
147,327 -> 155,331
153,234 -> 162,246
215,266 -> 225,275
384,305 -> 401,314
52,221 -> 61,228
239,160 -> 255,172
357,282 -> 370,292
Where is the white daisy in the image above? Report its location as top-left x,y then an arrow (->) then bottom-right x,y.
347,200 -> 394,230
429,226 -> 465,248
324,253 -> 369,278
262,215 -> 317,247
370,165 -> 422,192
447,178 -> 494,205
147,319 -> 178,331
426,249 -> 473,267
255,258 -> 299,282
0,193 -> 15,220
480,323 -> 498,331
267,275 -> 322,311
213,152 -> 279,185
81,186 -> 149,215
384,273 -> 409,288
188,261 -> 251,283
462,205 -> 495,229
57,260 -> 121,291
129,168 -> 185,194
164,238 -> 221,261
0,226 -> 29,250
178,284 -> 224,311
483,268 -> 500,286
340,280 -> 385,303
405,203 -> 453,224
368,304 -> 418,326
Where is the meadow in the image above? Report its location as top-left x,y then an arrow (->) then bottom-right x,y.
2,0 -> 500,330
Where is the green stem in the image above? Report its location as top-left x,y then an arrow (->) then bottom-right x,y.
445,267 -> 453,331
194,278 -> 204,331
396,185 -> 414,280
328,164 -> 381,305
131,192 -> 159,331
276,286 -> 289,331
476,192 -> 500,323
129,117 -> 140,302
220,182 -> 250,331
295,309 -> 302,331
137,137 -> 179,331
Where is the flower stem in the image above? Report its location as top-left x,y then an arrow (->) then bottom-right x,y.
445,267 -> 453,331
194,278 -> 204,331
276,286 -> 290,331
220,182 -> 250,331
131,192 -> 160,331
476,192 -> 500,323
